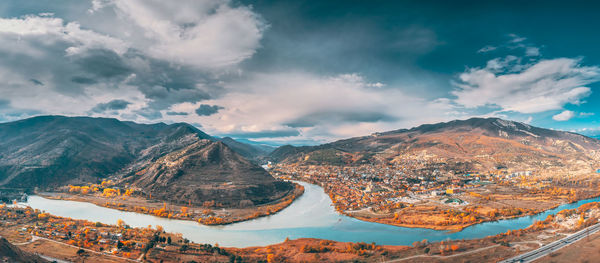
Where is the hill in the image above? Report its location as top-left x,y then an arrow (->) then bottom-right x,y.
270,118 -> 600,174
125,140 -> 291,207
0,116 -> 210,188
0,237 -> 48,263
0,116 -> 292,206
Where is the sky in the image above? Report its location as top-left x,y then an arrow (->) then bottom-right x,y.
1,0 -> 600,145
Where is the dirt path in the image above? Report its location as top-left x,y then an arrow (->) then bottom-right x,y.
16,234 -> 139,263
385,244 -> 502,262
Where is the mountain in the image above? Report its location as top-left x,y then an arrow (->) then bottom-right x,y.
0,237 -> 48,263
218,137 -> 275,163
0,115 -> 209,188
125,140 -> 291,207
270,118 -> 600,174
0,116 -> 292,206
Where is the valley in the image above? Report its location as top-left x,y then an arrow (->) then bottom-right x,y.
269,118 -> 600,231
2,116 -> 600,262
273,163 -> 600,231
4,184 -> 600,262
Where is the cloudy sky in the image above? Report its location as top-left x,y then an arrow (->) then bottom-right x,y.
1,0 -> 600,145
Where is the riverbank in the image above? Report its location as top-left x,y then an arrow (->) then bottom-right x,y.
342,190 -> 600,232
38,182 -> 304,226
282,173 -> 600,231
4,200 -> 600,262
19,181 -> 600,248
0,205 -> 401,262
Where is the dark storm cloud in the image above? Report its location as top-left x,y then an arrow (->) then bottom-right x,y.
71,76 -> 98,85
166,111 -> 189,116
139,85 -> 213,111
90,99 -> 131,113
0,31 -> 220,115
285,111 -> 398,128
134,108 -> 163,120
3,0 -> 600,141
223,129 -> 300,139
195,104 -> 224,116
123,53 -> 223,111
29,79 -> 43,86
0,36 -> 86,95
75,49 -> 132,79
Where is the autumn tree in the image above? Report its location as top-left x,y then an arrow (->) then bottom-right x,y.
117,219 -> 125,228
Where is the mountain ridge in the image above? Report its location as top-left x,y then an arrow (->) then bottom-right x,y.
269,117 -> 600,174
0,115 -> 292,207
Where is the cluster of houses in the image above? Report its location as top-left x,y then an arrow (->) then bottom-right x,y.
0,189 -> 27,203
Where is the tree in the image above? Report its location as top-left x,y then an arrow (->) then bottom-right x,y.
116,219 -> 126,228
450,245 -> 459,252
180,244 -> 189,252
167,236 -> 172,244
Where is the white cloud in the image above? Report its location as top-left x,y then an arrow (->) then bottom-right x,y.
552,110 -> 575,121
88,0 -> 110,13
477,45 -> 497,53
575,127 -> 600,137
94,0 -> 266,69
525,47 -> 540,57
453,57 -> 600,114
0,15 -> 128,55
0,1 -> 266,124
508,33 -> 526,43
165,72 -> 459,143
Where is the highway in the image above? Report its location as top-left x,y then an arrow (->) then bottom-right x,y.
500,222 -> 600,263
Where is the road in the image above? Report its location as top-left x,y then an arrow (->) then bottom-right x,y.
385,244 -> 501,262
15,234 -> 139,263
500,222 -> 600,263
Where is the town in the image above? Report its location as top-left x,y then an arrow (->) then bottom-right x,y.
271,162 -> 600,230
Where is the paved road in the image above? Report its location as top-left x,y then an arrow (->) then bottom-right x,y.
500,222 -> 600,263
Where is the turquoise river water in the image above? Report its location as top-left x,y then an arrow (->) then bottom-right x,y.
18,181 -> 600,247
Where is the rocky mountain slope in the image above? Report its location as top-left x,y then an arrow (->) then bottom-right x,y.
0,116 -> 292,206
270,118 -> 600,174
0,237 -> 48,263
125,140 -> 291,207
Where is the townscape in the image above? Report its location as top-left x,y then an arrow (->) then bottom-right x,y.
5,196 -> 600,262
2,1 -> 600,262
272,163 -> 600,230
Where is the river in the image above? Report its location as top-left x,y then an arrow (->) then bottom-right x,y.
18,181 -> 600,247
